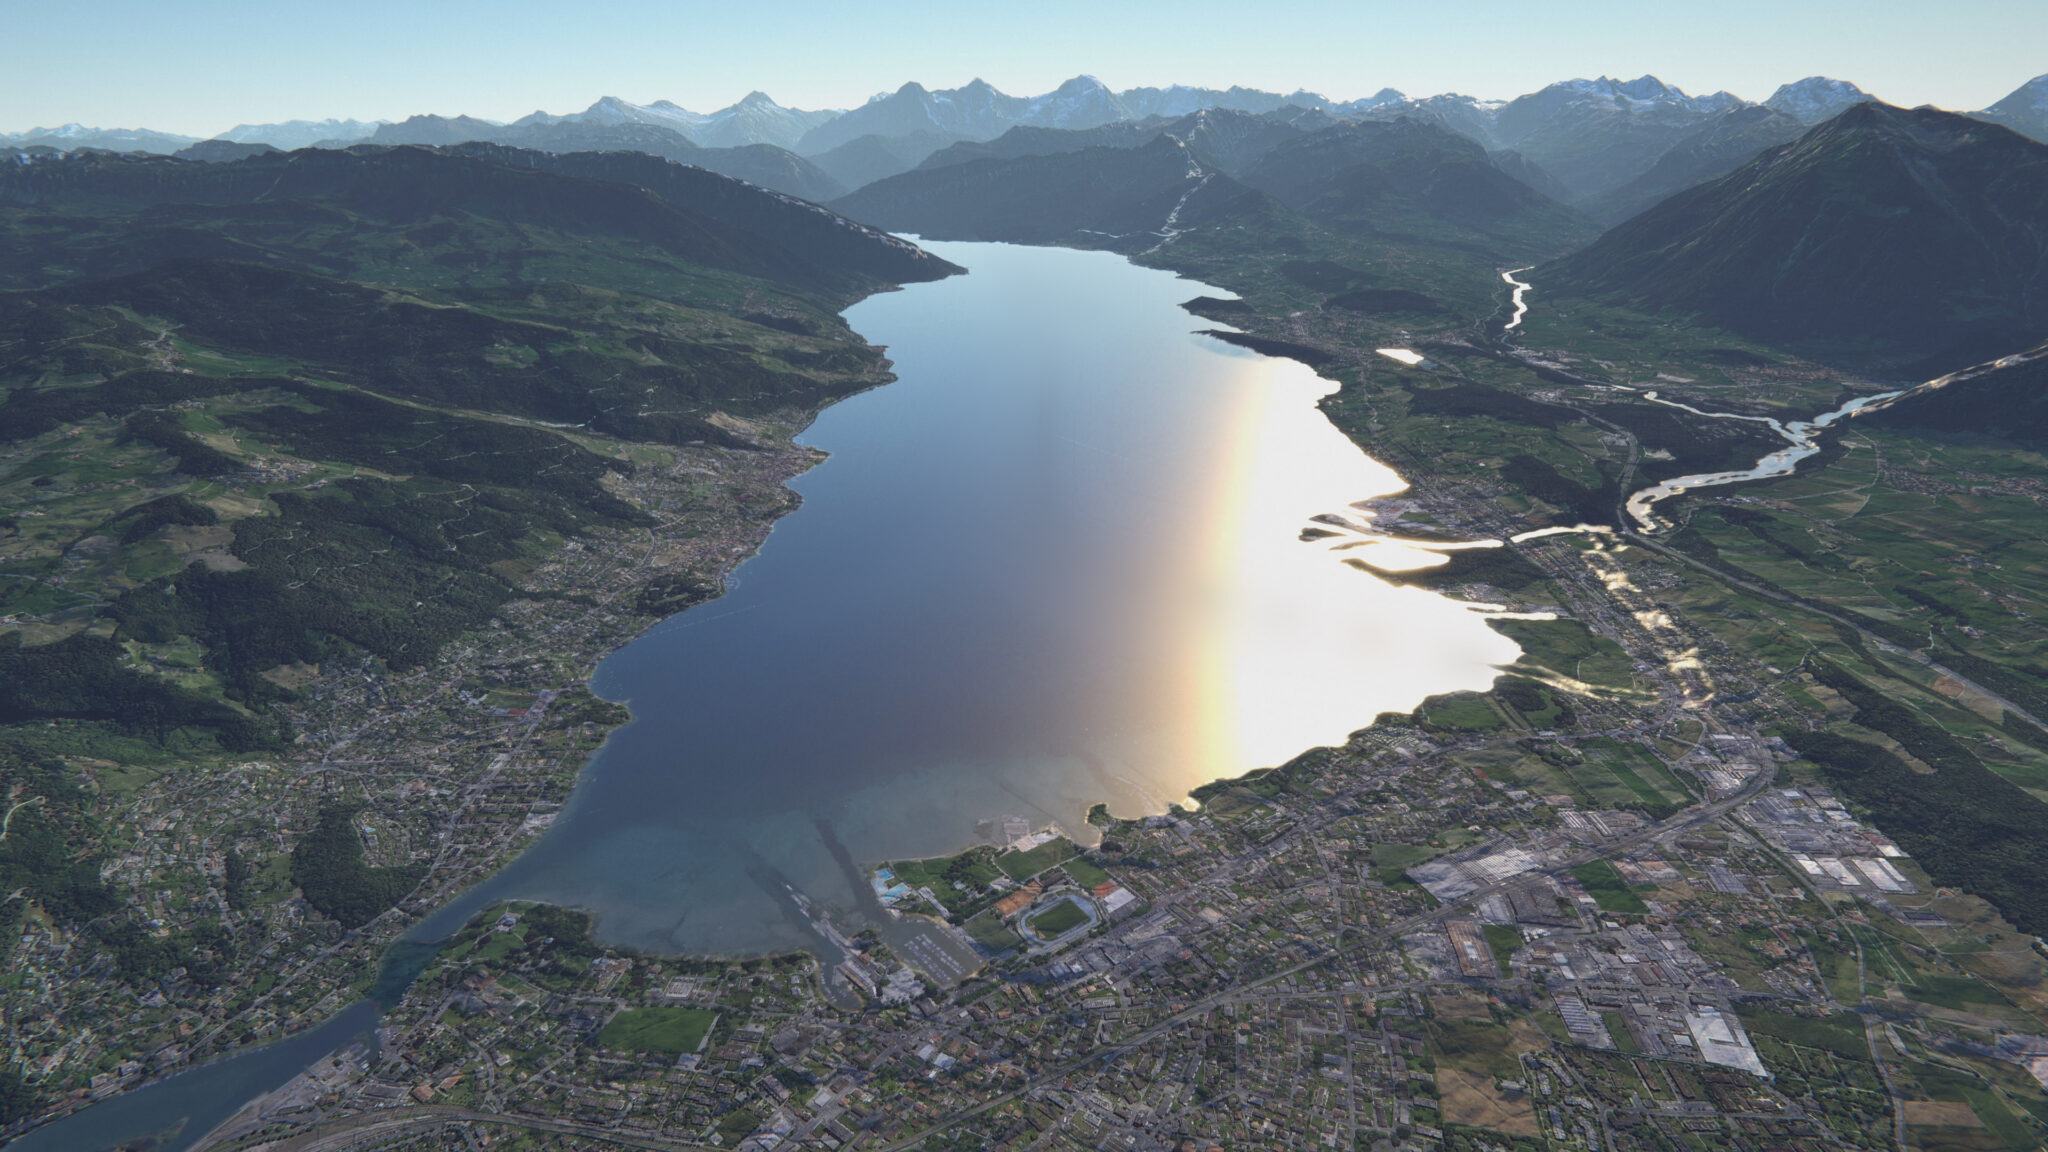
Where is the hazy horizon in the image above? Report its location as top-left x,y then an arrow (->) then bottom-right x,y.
4,0 -> 2044,138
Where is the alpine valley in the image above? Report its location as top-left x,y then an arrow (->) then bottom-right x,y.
7,60 -> 2048,1152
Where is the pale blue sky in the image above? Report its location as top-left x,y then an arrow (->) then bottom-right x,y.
5,0 -> 2043,136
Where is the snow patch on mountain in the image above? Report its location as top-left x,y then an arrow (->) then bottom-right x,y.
1975,73 -> 2048,144
0,124 -> 200,153
215,119 -> 382,149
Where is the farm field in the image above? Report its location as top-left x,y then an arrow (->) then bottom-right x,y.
598,1006 -> 719,1055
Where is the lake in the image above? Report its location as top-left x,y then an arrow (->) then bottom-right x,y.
14,239 -> 1518,1151
465,239 -> 1519,957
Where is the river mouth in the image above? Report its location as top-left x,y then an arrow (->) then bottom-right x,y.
455,240 -> 1521,958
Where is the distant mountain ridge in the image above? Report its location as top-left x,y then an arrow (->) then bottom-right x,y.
0,124 -> 200,153
515,93 -> 840,152
809,130 -> 970,191
219,118 -> 382,149
362,116 -> 848,201
1974,73 -> 2048,145
1765,77 -> 1877,123
794,77 -> 1132,155
1580,104 -> 1808,225
173,140 -> 282,163
832,108 -> 1595,264
15,71 -> 2048,217
832,133 -> 1265,245
30,75 -> 1404,164
1238,117 -> 1597,254
1398,75 -> 1746,201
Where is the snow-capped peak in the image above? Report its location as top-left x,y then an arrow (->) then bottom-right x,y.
1765,77 -> 1873,123
1612,75 -> 1678,101
1975,73 -> 2048,144
0,123 -> 203,153
1020,76 -> 1128,129
1985,73 -> 2048,115
1536,75 -> 1723,112
216,119 -> 382,148
569,97 -> 707,131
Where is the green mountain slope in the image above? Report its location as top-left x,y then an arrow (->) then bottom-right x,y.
1544,104 -> 2048,370
0,144 -> 954,747
1865,344 -> 2048,442
915,120 -> 1169,170
831,134 -> 1281,247
1580,105 -> 1806,225
440,145 -> 949,286
833,115 -> 1590,266
0,145 -> 955,295
809,130 -> 970,192
1239,118 -> 1597,258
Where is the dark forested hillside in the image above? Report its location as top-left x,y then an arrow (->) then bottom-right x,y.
1544,104 -> 2048,371
1863,345 -> 2048,442
1580,104 -> 1806,225
0,143 -> 955,747
835,112 -> 1593,264
443,144 -> 949,285
1238,118 -> 1597,256
363,116 -> 847,200
0,144 -> 956,295
833,134 -> 1279,247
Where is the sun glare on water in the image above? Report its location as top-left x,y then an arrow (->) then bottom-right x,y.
1175,350 -> 1518,785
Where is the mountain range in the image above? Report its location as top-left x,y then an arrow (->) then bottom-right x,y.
510,92 -> 839,152
833,131 -> 1279,247
9,73 -> 2048,377
1230,116 -> 1595,254
358,116 -> 848,201
829,90 -> 2048,368
1579,104 -> 1809,225
0,124 -> 204,153
218,117 -> 383,149
832,106 -> 1597,272
11,73 -> 2046,224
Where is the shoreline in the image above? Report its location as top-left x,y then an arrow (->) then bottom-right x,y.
6,242 -> 1522,1147
1,333 -> 899,1144
368,238 -> 1519,961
